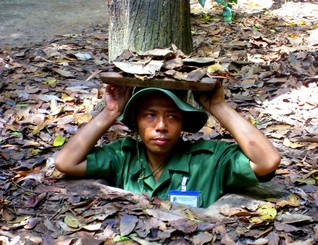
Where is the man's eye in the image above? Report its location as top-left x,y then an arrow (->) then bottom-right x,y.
168,114 -> 179,120
146,113 -> 155,118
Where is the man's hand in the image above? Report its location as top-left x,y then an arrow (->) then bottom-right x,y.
193,80 -> 224,113
105,84 -> 133,113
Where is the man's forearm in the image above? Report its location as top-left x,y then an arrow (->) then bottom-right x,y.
54,109 -> 120,170
210,102 -> 280,176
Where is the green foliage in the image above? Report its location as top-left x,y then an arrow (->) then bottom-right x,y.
198,0 -> 206,6
198,0 -> 238,22
113,235 -> 130,242
11,131 -> 20,137
53,135 -> 66,147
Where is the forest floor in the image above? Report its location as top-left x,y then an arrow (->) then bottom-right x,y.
0,0 -> 318,244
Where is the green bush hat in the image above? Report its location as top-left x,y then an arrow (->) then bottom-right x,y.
118,87 -> 208,133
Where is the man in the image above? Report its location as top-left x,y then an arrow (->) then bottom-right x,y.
54,82 -> 280,208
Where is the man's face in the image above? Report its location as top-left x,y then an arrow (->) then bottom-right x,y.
136,93 -> 183,159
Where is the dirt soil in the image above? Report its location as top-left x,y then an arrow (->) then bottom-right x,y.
0,0 -> 108,47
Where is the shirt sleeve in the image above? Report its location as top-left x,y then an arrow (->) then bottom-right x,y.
215,142 -> 260,190
85,140 -> 122,182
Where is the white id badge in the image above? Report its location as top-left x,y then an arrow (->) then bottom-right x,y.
168,190 -> 200,207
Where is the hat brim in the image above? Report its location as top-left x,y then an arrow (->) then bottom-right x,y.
118,88 -> 207,133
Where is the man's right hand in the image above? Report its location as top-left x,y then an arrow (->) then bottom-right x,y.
105,84 -> 133,113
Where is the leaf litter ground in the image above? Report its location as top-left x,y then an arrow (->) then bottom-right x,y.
0,1 -> 318,244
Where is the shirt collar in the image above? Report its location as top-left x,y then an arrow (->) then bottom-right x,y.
122,137 -> 215,176
167,139 -> 215,172
124,139 -> 157,181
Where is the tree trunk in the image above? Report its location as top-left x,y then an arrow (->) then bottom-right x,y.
107,0 -> 193,61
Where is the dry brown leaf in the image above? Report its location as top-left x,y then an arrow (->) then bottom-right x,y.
53,68 -> 75,78
283,138 -> 304,149
279,213 -> 314,224
113,60 -> 163,75
119,215 -> 138,236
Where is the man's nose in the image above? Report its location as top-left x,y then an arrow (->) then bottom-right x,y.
155,117 -> 167,131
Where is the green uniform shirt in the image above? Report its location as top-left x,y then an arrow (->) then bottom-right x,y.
86,138 -> 259,208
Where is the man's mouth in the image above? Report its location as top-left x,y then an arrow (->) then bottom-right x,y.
153,138 -> 168,146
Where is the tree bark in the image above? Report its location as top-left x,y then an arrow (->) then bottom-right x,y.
107,0 -> 193,61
